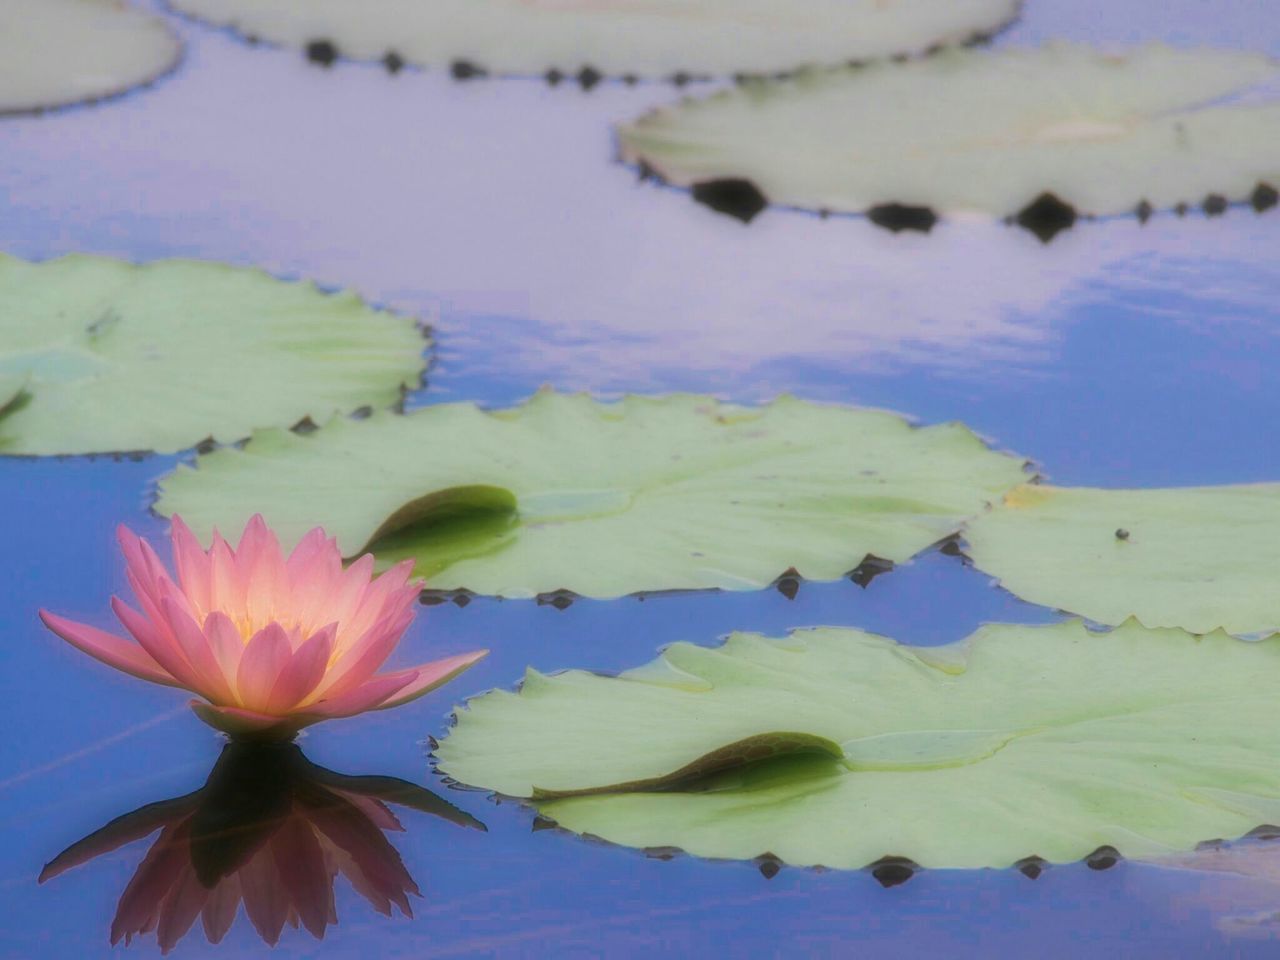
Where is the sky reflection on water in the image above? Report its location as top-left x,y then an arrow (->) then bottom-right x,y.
2,0 -> 1280,956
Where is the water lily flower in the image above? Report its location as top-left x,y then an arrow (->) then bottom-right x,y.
39,742 -> 484,952
39,515 -> 486,738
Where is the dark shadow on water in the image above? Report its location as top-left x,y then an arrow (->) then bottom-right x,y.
38,741 -> 483,953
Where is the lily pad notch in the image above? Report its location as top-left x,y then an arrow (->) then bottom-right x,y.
1,0 -> 184,118
155,392 -> 1030,599
164,0 -> 1022,85
618,44 -> 1280,239
437,621 -> 1280,872
0,255 -> 430,456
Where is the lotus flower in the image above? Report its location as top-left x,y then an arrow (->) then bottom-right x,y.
39,515 -> 486,738
40,742 -> 485,953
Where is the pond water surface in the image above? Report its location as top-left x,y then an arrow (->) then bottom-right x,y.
2,1 -> 1280,957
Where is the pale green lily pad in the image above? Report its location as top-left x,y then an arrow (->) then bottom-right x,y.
965,483 -> 1280,637
618,44 -> 1280,224
168,0 -> 1018,79
155,392 -> 1027,598
436,621 -> 1280,870
1,0 -> 182,116
0,255 -> 428,456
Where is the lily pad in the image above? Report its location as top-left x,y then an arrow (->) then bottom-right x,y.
964,483 -> 1280,637
166,0 -> 1019,80
436,621 -> 1280,870
155,392 -> 1027,598
618,44 -> 1280,231
1,0 -> 182,116
0,255 -> 428,456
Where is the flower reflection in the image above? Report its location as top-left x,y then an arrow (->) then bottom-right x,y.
39,742 -> 484,952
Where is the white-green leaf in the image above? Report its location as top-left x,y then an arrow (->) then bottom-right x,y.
166,0 -> 1018,78
0,255 -> 428,455
155,392 -> 1027,598
1,0 -> 182,116
618,44 -> 1280,224
964,483 -> 1280,637
436,621 -> 1280,870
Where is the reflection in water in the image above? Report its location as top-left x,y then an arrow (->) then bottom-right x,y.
38,742 -> 484,952
1145,836 -> 1280,940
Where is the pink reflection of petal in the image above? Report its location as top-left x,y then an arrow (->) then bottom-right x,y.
239,849 -> 290,946
156,867 -> 212,954
112,823 -> 190,947
270,818 -> 332,940
201,874 -> 242,945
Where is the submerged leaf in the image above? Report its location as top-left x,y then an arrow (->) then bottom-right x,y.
436,622 -> 1280,870
0,255 -> 428,455
964,483 -> 1280,637
618,44 -> 1280,226
0,0 -> 182,116
166,0 -> 1018,79
156,393 -> 1027,598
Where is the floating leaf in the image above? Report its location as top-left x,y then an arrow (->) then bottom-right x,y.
0,255 -> 428,456
618,44 -> 1280,233
166,0 -> 1019,79
155,393 -> 1026,598
436,621 -> 1280,870
1,0 -> 182,116
964,483 -> 1280,637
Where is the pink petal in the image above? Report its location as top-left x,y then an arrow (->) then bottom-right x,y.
263,624 -> 336,714
375,650 -> 489,711
161,598 -> 236,704
236,515 -> 287,628
312,606 -> 416,701
236,623 -> 292,712
39,609 -> 177,687
116,525 -> 164,609
169,516 -> 212,617
303,670 -> 419,720
189,701 -> 305,738
203,612 -> 246,686
207,532 -> 245,622
111,597 -> 201,691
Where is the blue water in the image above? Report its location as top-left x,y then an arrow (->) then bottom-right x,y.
3,0 -> 1280,956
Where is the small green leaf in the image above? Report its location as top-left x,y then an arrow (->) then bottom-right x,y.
965,483 -> 1280,636
437,621 -> 1280,869
156,392 -> 1027,598
0,255 -> 428,456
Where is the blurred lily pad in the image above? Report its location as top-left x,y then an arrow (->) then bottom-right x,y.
436,621 -> 1280,869
0,255 -> 428,455
155,392 -> 1027,598
167,0 -> 1019,79
965,483 -> 1280,636
1,0 -> 182,116
619,44 -> 1280,232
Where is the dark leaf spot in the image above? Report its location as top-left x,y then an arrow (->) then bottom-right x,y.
1203,194 -> 1228,216
1134,200 -> 1154,224
850,555 -> 894,588
1086,846 -> 1121,870
1115,528 -> 1129,541
383,51 -> 405,75
1014,192 -> 1077,243
869,856 -> 918,888
1016,856 -> 1047,879
578,66 -> 603,91
305,39 -> 338,67
691,178 -> 768,223
451,60 -> 486,80
545,68 -> 563,86
1252,182 -> 1278,213
867,203 -> 937,234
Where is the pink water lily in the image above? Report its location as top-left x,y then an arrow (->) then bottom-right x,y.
39,515 -> 486,738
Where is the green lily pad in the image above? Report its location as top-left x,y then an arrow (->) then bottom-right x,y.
0,255 -> 428,456
964,483 -> 1280,637
167,0 -> 1019,79
436,621 -> 1280,870
1,0 -> 182,116
155,392 -> 1027,598
618,44 -> 1280,229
